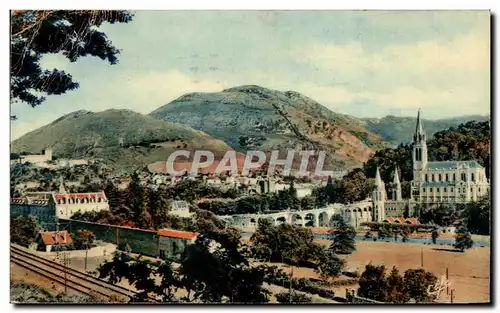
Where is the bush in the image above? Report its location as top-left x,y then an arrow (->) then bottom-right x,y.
276,292 -> 312,304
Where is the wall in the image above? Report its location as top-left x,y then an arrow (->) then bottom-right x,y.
56,201 -> 110,219
60,219 -> 191,259
10,203 -> 56,225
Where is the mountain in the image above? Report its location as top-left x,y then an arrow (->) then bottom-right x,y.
150,85 -> 388,169
360,115 -> 490,146
10,109 -> 234,171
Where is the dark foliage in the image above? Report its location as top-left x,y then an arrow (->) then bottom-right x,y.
11,10 -> 133,114
11,215 -> 40,246
357,264 -> 438,303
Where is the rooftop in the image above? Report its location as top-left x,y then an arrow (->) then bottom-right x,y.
157,228 -> 197,240
426,160 -> 484,171
38,231 -> 73,245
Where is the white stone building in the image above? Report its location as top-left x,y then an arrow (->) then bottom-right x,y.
372,110 -> 490,222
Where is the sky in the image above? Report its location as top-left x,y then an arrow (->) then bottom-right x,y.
10,10 -> 491,140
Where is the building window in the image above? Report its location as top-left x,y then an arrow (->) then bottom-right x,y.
438,174 -> 442,181
471,187 -> 473,193
444,187 -> 447,192
461,173 -> 467,181
445,173 -> 449,181
471,173 -> 475,182
423,187 -> 426,192
437,187 -> 440,192
430,187 -> 433,192
453,173 -> 456,181
425,174 -> 428,181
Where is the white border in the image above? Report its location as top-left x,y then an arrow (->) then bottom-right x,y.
2,1 -> 498,312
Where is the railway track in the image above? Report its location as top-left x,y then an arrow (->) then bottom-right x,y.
10,245 -> 154,303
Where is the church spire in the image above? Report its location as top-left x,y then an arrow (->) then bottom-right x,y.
393,166 -> 400,185
375,167 -> 383,186
58,176 -> 67,194
414,108 -> 426,140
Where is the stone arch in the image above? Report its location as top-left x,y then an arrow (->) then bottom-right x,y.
330,214 -> 344,227
363,208 -> 367,212
291,214 -> 303,226
357,208 -> 362,212
304,213 -> 316,227
276,216 -> 287,225
318,211 -> 329,227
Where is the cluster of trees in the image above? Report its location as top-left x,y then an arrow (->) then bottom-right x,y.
357,264 -> 439,303
11,216 -> 40,246
71,173 -> 244,230
249,217 -> 356,281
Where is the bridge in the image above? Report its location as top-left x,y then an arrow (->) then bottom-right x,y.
219,200 -> 374,230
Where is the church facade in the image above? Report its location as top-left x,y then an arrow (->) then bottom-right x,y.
372,110 -> 490,222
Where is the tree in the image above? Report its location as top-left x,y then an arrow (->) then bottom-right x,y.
403,204 -> 410,219
315,248 -> 345,281
377,225 -> 392,240
453,224 -> 474,252
463,194 -> 491,235
358,264 -> 438,303
11,215 -> 40,246
431,229 -> 439,245
98,252 -> 181,302
127,172 -> 151,229
73,229 -> 95,250
329,219 -> 356,254
10,10 -> 133,118
363,231 -> 372,240
357,264 -> 390,302
179,232 -> 269,303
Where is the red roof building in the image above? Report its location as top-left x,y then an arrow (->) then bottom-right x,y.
38,230 -> 73,245
157,229 -> 197,241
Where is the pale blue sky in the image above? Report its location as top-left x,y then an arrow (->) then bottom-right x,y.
11,10 -> 490,139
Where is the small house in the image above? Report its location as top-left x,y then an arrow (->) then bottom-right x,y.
36,231 -> 73,252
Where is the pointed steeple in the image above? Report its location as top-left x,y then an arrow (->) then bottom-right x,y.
414,108 -> 426,140
393,166 -> 400,185
58,176 -> 67,194
375,167 -> 383,186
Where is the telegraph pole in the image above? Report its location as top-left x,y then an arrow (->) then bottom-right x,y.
446,268 -> 449,295
420,248 -> 424,267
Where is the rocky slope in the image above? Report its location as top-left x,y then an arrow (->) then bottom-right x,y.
150,85 -> 388,169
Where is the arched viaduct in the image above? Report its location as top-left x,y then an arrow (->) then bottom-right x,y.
219,200 -> 374,230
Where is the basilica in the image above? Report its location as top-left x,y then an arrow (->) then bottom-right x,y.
372,110 -> 490,222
